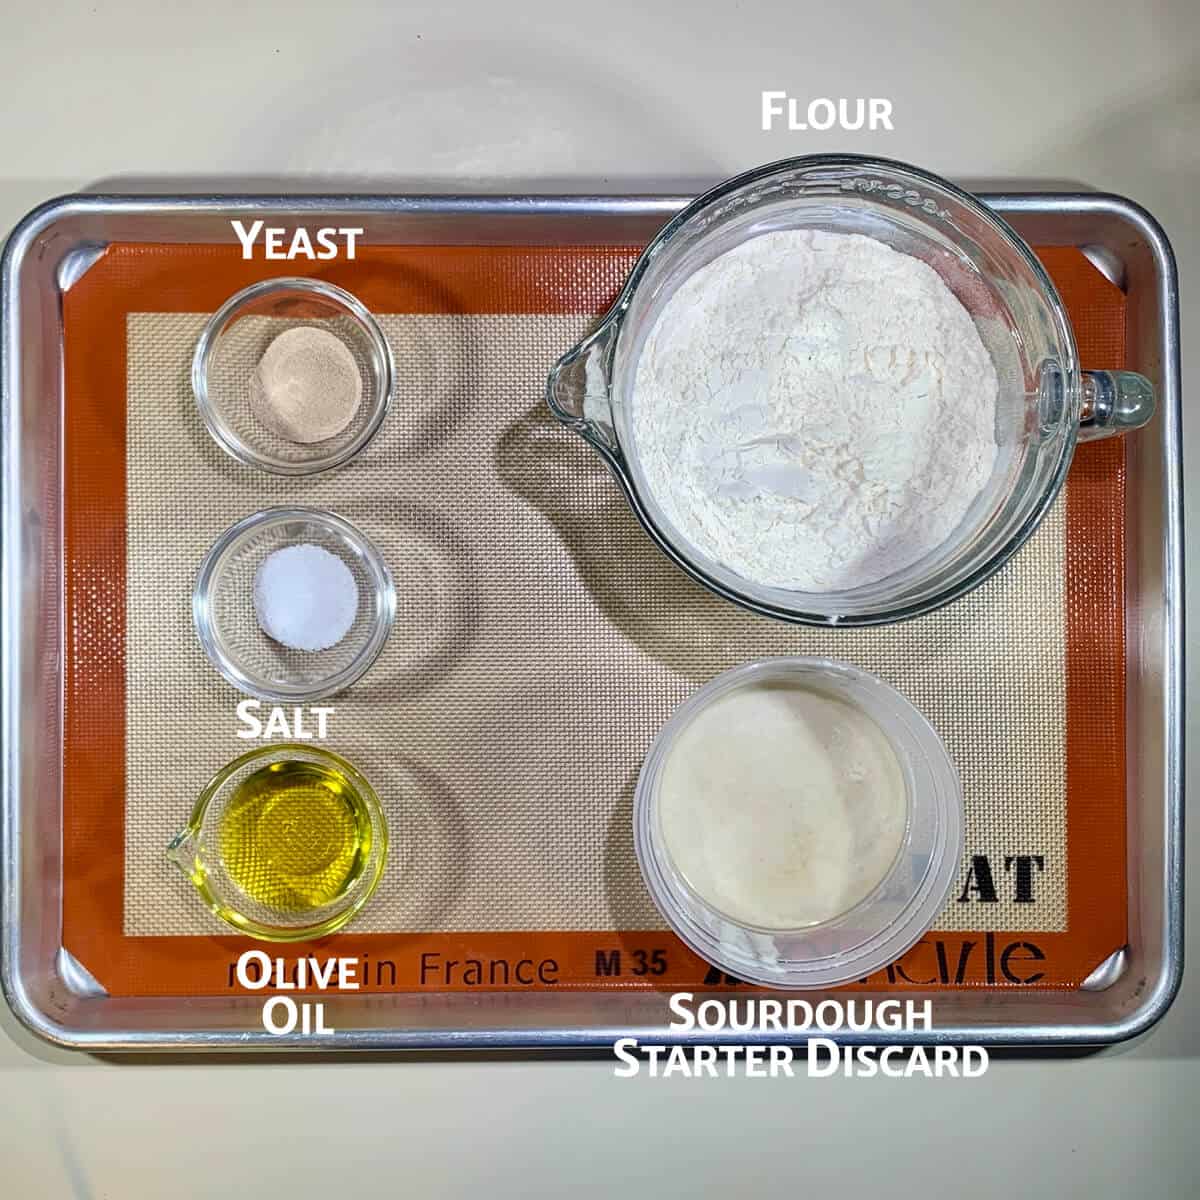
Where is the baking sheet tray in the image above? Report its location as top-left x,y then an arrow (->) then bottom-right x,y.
1,193 -> 1183,1049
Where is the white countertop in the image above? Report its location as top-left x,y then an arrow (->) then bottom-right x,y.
2,1 -> 1196,1194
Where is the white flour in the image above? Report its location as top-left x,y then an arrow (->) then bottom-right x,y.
631,230 -> 999,591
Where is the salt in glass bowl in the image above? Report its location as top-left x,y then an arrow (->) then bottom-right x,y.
194,506 -> 395,701
192,277 -> 394,475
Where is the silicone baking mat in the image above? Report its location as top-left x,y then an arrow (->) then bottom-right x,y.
61,242 -> 1126,996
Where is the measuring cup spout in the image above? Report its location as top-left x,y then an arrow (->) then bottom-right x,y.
165,828 -> 199,879
546,320 -> 619,452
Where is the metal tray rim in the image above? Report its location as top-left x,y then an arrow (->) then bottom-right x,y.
1,189 -> 1184,1051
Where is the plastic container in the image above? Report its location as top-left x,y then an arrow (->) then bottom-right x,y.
192,277 -> 394,475
548,154 -> 1155,625
634,657 -> 962,988
193,506 -> 395,701
167,743 -> 388,941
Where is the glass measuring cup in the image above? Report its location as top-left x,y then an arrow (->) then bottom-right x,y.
546,155 -> 1155,626
167,744 -> 388,942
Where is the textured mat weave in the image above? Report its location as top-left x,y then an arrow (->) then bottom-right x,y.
57,240 -> 1127,996
125,310 -> 1067,936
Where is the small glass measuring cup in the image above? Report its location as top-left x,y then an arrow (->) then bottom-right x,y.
167,744 -> 388,942
547,154 -> 1155,626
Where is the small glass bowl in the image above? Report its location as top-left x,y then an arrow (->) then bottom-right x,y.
167,743 -> 388,942
194,506 -> 395,701
634,657 -> 962,989
192,277 -> 394,475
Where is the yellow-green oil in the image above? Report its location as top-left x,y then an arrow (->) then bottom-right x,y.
218,759 -> 372,913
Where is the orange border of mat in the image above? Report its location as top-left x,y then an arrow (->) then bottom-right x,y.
60,243 -> 1127,996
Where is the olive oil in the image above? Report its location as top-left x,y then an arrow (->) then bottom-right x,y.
218,758 -> 372,912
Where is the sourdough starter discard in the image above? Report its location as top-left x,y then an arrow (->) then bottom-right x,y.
658,679 -> 908,928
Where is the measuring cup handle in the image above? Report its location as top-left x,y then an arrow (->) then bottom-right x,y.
546,321 -> 619,452
1078,370 -> 1156,442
